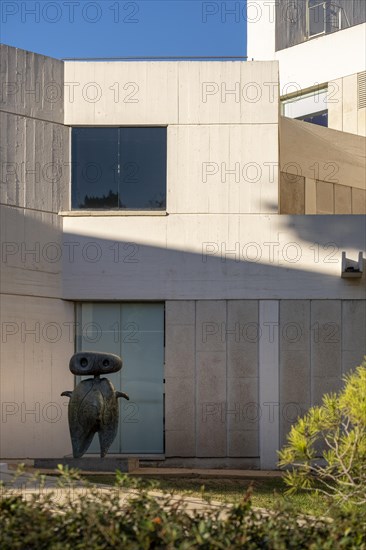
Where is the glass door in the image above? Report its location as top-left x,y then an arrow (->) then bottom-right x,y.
76,303 -> 164,454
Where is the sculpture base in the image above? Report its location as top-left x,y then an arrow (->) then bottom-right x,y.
34,457 -> 139,472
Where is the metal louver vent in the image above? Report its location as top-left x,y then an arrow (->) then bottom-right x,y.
358,71 -> 366,110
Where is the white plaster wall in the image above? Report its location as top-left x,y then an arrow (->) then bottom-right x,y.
275,24 -> 366,93
246,0 -> 276,61
246,3 -> 366,92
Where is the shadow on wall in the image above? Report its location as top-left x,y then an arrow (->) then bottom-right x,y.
1,206 -> 365,301
1,206 -> 365,460
281,215 -> 366,252
0,204 -> 63,298
60,214 -> 365,301
266,199 -> 366,249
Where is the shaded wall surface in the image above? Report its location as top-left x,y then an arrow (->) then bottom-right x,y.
164,299 -> 366,467
275,0 -> 366,51
280,116 -> 366,214
0,45 -> 73,459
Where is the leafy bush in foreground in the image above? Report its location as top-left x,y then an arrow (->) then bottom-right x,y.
0,468 -> 365,549
279,361 -> 366,509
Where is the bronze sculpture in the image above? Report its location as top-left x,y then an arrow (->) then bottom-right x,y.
61,352 -> 129,458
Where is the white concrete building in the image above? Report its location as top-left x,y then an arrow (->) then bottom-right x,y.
247,0 -> 366,136
0,42 -> 365,469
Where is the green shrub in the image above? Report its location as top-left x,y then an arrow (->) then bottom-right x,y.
278,360 -> 366,510
1,468 -> 366,549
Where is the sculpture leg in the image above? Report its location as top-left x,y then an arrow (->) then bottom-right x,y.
98,420 -> 118,458
71,428 -> 96,459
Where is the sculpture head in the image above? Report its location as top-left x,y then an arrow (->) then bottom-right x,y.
69,351 -> 122,376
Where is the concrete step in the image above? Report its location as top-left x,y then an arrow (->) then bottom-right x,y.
34,457 -> 139,472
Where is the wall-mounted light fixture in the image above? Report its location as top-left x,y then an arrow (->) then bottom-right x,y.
341,252 -> 364,278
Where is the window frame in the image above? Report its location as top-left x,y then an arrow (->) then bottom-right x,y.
70,126 -> 168,213
281,86 -> 328,127
307,0 -> 343,39
307,0 -> 327,38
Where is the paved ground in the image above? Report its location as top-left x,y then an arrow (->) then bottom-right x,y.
0,463 -> 323,527
0,463 -> 232,516
131,467 -> 283,478
0,462 -> 281,517
1,460 -> 283,478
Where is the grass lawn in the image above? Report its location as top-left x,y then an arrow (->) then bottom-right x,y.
82,474 -> 330,517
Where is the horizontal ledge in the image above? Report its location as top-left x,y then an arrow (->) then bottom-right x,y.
341,272 -> 363,278
59,210 -> 168,217
65,453 -> 166,459
63,57 -> 248,61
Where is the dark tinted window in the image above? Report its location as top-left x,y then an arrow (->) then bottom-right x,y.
72,128 -> 119,209
120,128 -> 166,209
309,0 -> 326,36
72,127 -> 167,210
296,110 -> 328,127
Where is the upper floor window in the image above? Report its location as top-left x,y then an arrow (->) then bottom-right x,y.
282,88 -> 328,127
308,0 -> 327,36
72,127 -> 167,210
308,0 -> 345,38
276,0 -> 365,51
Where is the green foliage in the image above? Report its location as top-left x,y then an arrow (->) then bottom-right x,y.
1,468 -> 366,549
278,360 -> 366,509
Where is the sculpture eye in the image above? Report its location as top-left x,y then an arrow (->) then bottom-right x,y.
102,359 -> 110,368
80,357 -> 88,368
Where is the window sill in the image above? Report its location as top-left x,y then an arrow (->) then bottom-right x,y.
59,210 -> 168,217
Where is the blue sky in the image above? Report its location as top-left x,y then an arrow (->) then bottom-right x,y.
1,0 -> 247,59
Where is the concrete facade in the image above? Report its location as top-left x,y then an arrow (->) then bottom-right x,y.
247,1 -> 366,90
0,45 -> 74,458
0,45 -> 365,469
247,2 -> 366,137
279,117 -> 366,214
328,71 -> 366,137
